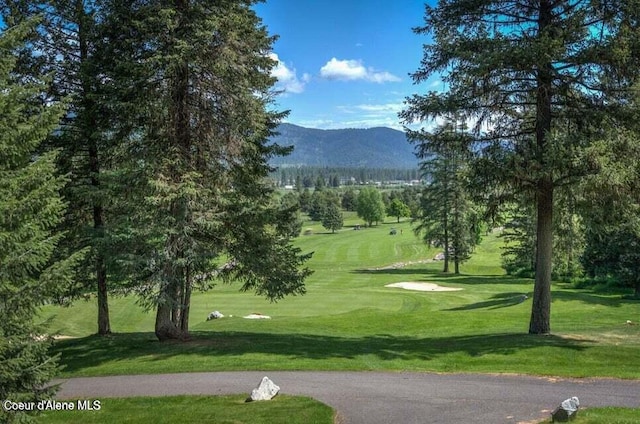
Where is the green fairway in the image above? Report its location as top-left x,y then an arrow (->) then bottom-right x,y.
36,395 -> 334,424
41,216 -> 640,378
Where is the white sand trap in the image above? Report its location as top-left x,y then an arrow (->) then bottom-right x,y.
385,282 -> 463,292
243,313 -> 271,319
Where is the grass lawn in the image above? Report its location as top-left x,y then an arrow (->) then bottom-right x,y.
541,407 -> 640,424
41,214 -> 640,378
36,395 -> 334,424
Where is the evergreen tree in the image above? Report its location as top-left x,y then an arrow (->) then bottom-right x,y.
299,188 -> 312,213
322,202 -> 344,234
341,187 -> 358,211
580,126 -> 640,296
308,190 -> 327,221
277,192 -> 303,238
500,199 -> 537,278
314,175 -> 326,191
100,0 -> 311,341
413,120 -> 477,274
402,0 -> 640,333
357,187 -> 385,227
0,21 -> 84,423
552,189 -> 585,279
1,0 -> 118,336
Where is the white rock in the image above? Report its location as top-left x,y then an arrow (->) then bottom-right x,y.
207,311 -> 224,321
249,376 -> 280,401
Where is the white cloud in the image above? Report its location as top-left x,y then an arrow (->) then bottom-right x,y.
319,58 -> 401,83
296,117 -> 405,130
307,102 -> 408,130
269,53 -> 307,94
354,103 -> 404,112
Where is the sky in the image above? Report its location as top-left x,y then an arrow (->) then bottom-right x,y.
253,0 -> 439,131
0,1 -> 437,131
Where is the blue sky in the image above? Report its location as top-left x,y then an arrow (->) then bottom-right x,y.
0,2 -> 436,131
254,0 -> 439,130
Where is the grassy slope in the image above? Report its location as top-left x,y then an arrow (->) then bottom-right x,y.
41,214 -> 640,378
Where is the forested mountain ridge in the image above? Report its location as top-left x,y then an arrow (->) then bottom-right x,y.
269,123 -> 417,169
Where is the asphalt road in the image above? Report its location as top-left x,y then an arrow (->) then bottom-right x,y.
53,371 -> 640,423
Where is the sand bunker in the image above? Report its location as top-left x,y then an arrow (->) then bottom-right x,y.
243,313 -> 271,319
385,282 -> 463,292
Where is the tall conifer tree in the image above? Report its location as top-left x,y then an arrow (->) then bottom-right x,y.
402,0 -> 640,333
0,0 -> 116,335
413,120 -> 477,274
0,20 -> 84,423
99,0 -> 311,341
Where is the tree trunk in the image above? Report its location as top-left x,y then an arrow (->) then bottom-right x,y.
96,254 -> 111,335
180,266 -> 191,332
529,0 -> 554,335
155,300 -> 187,341
78,0 -> 111,336
156,1 -> 191,342
155,261 -> 188,341
443,222 -> 450,273
530,179 -> 553,334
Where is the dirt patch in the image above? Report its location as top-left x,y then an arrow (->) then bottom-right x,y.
385,282 -> 463,292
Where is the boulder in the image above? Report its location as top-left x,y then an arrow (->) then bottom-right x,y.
207,311 -> 224,321
247,376 -> 280,402
551,396 -> 579,422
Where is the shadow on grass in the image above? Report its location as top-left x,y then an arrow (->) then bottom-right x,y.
354,268 -> 531,285
442,289 -> 635,310
54,331 -> 590,375
551,290 -> 638,308
446,292 -> 531,311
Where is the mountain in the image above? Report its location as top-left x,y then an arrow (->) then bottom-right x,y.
268,123 -> 418,169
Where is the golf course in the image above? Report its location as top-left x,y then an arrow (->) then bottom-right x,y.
37,213 -> 640,423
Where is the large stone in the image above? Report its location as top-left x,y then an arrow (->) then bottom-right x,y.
248,376 -> 280,402
207,311 -> 224,321
551,396 -> 579,422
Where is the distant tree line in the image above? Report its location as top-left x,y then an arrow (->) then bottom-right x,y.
279,185 -> 419,233
271,166 -> 422,188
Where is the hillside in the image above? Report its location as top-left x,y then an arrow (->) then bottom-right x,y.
269,123 -> 417,169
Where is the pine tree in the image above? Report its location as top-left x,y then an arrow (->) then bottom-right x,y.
322,202 -> 344,234
99,0 -> 311,341
413,120 -> 477,274
402,1 -> 640,333
580,125 -> 640,297
0,20 -> 84,424
341,188 -> 358,211
1,0 -> 118,335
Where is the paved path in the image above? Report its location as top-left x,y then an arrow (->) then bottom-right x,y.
54,371 -> 640,424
